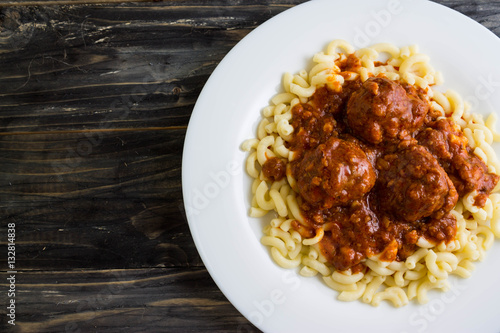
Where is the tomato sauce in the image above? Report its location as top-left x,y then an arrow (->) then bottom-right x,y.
262,59 -> 499,272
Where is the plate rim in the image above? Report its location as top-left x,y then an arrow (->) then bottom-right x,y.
182,1 -> 500,332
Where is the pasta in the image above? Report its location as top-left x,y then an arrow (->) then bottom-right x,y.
242,40 -> 500,306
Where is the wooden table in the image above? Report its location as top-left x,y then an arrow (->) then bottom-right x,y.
1,0 -> 499,332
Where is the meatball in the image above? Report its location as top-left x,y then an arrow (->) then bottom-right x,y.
417,118 -> 499,204
376,145 -> 458,221
294,137 -> 376,209
417,118 -> 466,162
346,77 -> 426,145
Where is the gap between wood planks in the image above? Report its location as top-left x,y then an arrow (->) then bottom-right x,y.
0,126 -> 188,136
0,0 -> 156,7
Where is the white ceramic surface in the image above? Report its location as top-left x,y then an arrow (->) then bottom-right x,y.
182,1 -> 500,332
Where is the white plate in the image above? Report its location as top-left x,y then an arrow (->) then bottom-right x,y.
182,0 -> 500,332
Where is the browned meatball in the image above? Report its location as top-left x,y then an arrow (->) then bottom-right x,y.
346,77 -> 426,145
376,145 -> 458,221
417,118 -> 466,162
294,137 -> 376,209
417,118 -> 499,205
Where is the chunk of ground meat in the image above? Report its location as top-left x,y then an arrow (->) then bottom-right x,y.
262,157 -> 286,181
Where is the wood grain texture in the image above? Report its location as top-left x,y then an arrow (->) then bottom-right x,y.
11,268 -> 256,332
0,0 -> 499,332
0,2 -> 308,331
0,1 -> 303,271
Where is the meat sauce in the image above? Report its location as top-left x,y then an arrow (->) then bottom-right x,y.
261,55 -> 499,272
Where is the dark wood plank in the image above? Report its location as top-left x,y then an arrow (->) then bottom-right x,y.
0,3 -> 250,132
0,0 -> 152,6
7,268 -> 258,332
434,0 -> 500,36
0,128 -> 201,270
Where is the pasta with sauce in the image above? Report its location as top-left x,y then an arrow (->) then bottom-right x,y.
241,40 -> 500,307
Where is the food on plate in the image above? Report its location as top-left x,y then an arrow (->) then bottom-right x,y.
242,40 -> 500,307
